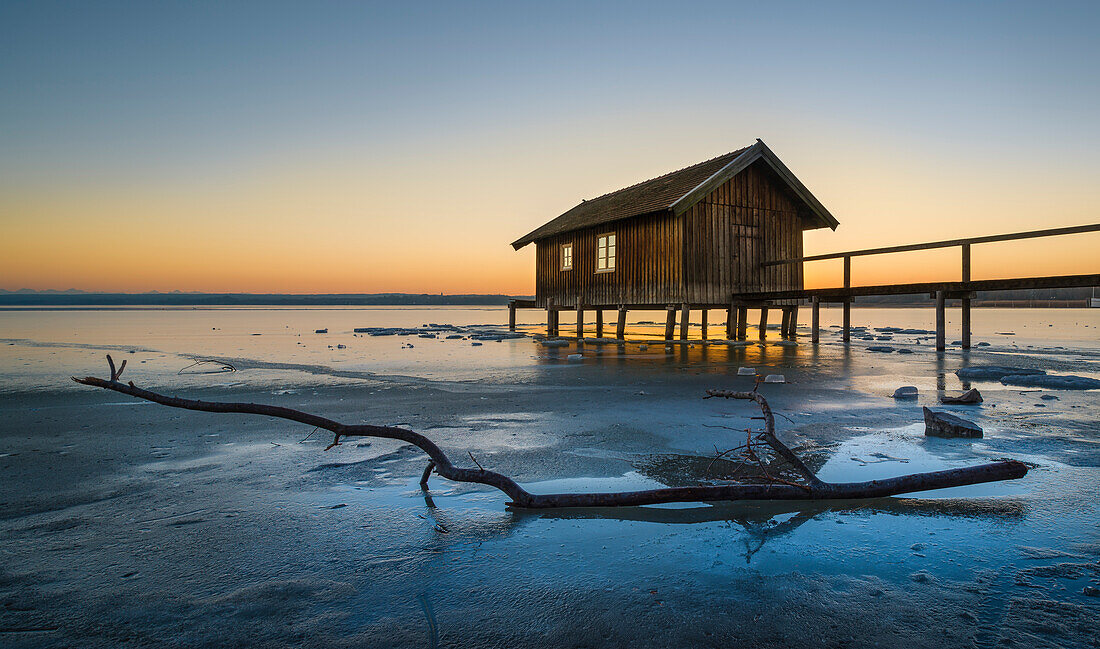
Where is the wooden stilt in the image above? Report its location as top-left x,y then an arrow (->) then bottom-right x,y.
842,255 -> 851,343
961,243 -> 971,349
842,300 -> 851,343
789,305 -> 798,339
737,306 -> 748,340
616,306 -> 626,340
935,290 -> 946,351
547,298 -> 557,337
758,307 -> 769,341
811,297 -> 820,344
595,309 -> 604,338
576,303 -> 584,339
726,304 -> 735,340
780,308 -> 791,339
679,303 -> 690,341
664,305 -> 676,341
508,301 -> 516,332
961,298 -> 971,349
700,309 -> 708,341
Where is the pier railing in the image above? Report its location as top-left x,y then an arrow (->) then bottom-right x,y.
759,222 -> 1100,349
508,223 -> 1099,349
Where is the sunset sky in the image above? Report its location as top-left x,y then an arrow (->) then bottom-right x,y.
2,1 -> 1098,294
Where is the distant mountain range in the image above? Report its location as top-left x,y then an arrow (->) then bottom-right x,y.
0,291 -> 530,306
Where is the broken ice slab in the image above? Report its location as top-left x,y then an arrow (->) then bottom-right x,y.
923,407 -> 983,438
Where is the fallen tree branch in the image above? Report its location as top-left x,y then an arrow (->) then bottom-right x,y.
72,357 -> 1028,509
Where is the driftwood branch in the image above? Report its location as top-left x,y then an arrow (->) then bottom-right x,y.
72,358 -> 1027,509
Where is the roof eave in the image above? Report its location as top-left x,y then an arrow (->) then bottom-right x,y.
511,209 -> 672,250
754,139 -> 840,231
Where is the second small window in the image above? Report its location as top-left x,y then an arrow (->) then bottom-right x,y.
596,233 -> 616,271
561,243 -> 573,271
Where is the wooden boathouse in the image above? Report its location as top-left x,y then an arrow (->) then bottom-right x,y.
508,140 -> 1100,348
509,139 -> 837,340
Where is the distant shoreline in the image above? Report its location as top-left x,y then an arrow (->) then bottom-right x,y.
0,293 -> 529,307
0,291 -> 1093,309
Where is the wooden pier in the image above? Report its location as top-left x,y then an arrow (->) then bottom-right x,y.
510,223 -> 1100,350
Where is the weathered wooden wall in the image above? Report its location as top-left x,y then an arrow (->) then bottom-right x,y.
682,161 -> 805,304
535,211 -> 682,308
534,161 -> 806,308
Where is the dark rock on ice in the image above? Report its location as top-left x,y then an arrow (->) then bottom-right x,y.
893,386 -> 918,399
923,407 -> 983,438
867,346 -> 894,353
940,388 -> 983,405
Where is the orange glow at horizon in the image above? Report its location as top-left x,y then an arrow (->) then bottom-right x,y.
2,137 -> 1097,295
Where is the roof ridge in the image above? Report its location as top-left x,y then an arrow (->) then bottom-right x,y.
578,147 -> 748,204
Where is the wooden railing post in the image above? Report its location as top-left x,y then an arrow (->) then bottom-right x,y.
961,243 -> 971,349
842,255 -> 851,343
811,297 -> 820,344
935,290 -> 946,351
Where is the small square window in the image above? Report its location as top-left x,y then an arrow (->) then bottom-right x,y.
560,243 -> 573,271
596,233 -> 616,272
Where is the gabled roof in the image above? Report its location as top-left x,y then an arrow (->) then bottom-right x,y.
511,139 -> 839,250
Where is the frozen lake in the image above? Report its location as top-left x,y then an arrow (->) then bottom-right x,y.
1,306 -> 1098,647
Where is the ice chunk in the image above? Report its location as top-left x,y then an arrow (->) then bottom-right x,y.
1000,374 -> 1100,390
956,366 -> 1044,380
